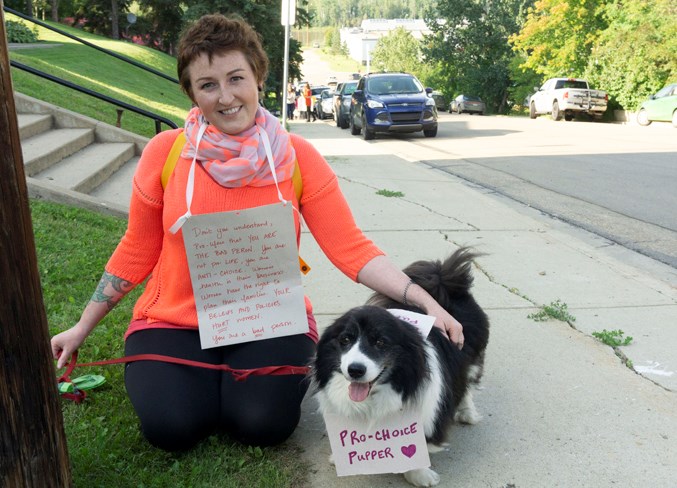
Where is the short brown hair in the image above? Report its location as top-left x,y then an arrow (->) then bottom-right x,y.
177,14 -> 269,102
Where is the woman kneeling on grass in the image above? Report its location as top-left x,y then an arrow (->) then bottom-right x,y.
51,13 -> 464,452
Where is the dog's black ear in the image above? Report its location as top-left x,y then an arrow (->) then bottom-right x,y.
317,311 -> 353,346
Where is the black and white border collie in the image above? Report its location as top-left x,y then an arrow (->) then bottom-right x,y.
311,248 -> 490,487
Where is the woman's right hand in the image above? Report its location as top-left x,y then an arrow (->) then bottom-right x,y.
51,271 -> 133,369
51,323 -> 90,369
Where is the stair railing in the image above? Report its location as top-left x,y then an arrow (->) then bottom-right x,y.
4,6 -> 179,132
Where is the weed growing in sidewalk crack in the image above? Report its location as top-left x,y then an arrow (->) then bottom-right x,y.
592,329 -> 633,347
376,189 -> 404,198
528,299 -> 576,322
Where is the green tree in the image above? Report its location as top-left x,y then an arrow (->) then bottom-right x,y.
510,0 -> 609,78
370,27 -> 422,74
507,52 -> 542,108
135,0 -> 185,54
68,0 -> 131,39
426,0 -> 527,113
306,0 -> 437,27
416,60 -> 448,97
324,26 -> 345,55
584,0 -> 677,110
4,0 -> 36,16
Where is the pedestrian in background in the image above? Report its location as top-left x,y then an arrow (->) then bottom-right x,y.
286,82 -> 296,120
303,84 -> 316,122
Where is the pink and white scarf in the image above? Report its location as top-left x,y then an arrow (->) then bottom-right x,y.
181,106 -> 296,188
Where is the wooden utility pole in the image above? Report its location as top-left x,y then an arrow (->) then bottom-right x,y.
0,9 -> 72,487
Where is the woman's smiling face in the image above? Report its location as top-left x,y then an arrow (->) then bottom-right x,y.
188,50 -> 260,135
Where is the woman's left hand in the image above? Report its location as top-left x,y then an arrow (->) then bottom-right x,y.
356,255 -> 465,349
428,302 -> 464,349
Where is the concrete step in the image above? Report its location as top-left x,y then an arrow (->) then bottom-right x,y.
17,113 -> 53,139
21,128 -> 95,176
15,92 -> 151,217
89,155 -> 139,205
34,142 -> 136,193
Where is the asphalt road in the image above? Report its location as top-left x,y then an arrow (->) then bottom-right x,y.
300,49 -> 677,269
324,112 -> 677,269
414,113 -> 677,269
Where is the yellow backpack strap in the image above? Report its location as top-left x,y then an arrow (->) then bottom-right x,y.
161,131 -> 186,190
291,159 -> 302,202
160,130 -> 310,274
290,159 -> 310,274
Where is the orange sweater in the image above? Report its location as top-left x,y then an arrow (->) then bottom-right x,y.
106,129 -> 383,340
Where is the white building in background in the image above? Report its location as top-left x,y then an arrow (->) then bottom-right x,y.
341,19 -> 433,67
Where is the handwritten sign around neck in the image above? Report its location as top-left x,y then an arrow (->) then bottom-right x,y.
182,203 -> 308,349
323,409 -> 430,476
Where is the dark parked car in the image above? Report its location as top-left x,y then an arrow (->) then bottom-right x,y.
349,72 -> 438,140
430,91 -> 448,111
449,94 -> 485,115
637,83 -> 677,127
333,80 -> 358,129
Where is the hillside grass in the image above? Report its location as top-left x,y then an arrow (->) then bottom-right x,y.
315,49 -> 363,74
33,200 -> 309,488
7,12 -> 191,138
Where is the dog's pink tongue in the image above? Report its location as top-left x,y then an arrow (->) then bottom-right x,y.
349,382 -> 370,402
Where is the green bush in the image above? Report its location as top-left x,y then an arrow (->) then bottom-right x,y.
584,0 -> 677,110
6,20 -> 39,43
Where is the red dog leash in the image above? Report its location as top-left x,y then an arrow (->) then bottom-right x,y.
58,350 -> 311,403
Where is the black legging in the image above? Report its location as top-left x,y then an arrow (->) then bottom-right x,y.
124,329 -> 315,451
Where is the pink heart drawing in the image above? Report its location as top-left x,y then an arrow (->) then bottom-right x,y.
401,444 -> 417,458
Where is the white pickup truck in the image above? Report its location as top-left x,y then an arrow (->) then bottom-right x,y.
529,78 -> 608,121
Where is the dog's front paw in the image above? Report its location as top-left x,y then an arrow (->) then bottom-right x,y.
454,406 -> 482,424
454,390 -> 482,424
427,442 -> 449,454
404,467 -> 440,487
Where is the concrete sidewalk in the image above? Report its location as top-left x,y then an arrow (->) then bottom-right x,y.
287,119 -> 677,487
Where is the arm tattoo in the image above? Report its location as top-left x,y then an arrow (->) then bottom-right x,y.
91,272 -> 134,311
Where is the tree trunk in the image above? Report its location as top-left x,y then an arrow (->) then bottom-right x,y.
51,0 -> 59,22
0,12 -> 72,488
24,0 -> 34,17
110,0 -> 120,40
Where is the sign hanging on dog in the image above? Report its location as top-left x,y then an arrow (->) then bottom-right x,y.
387,309 -> 435,338
182,203 -> 308,349
323,409 -> 430,476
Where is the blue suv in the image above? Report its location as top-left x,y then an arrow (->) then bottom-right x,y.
349,72 -> 438,140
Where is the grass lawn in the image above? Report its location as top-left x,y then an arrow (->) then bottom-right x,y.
33,200 -> 309,487
313,49 -> 363,74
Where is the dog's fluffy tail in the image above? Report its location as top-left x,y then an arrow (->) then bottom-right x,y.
403,248 -> 480,311
367,247 -> 482,311
405,247 -> 479,299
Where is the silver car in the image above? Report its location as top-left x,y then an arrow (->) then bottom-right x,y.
315,89 -> 334,119
449,94 -> 485,115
